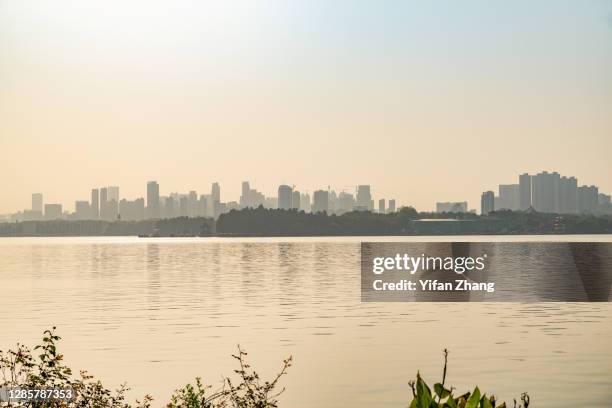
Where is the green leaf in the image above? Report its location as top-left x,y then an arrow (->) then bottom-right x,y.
445,396 -> 458,408
482,395 -> 493,408
416,374 -> 433,408
465,387 -> 481,408
434,383 -> 451,400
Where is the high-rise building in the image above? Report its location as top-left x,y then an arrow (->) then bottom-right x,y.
388,199 -> 396,213
300,193 -> 311,212
519,173 -> 531,210
179,196 -> 189,217
336,192 -> 355,213
278,185 -> 293,210
164,196 -> 175,219
188,191 -> 198,217
44,204 -> 62,220
577,185 -> 598,214
75,201 -> 90,220
312,190 -> 329,213
147,181 -> 160,219
481,191 -> 495,215
532,171 -> 560,213
498,184 -> 520,211
90,189 -> 99,220
599,193 -> 611,205
107,186 -> 119,203
119,198 -> 145,221
31,193 -> 43,212
378,199 -> 386,214
211,183 -> 220,204
558,176 -> 577,214
356,185 -> 372,211
240,181 -> 250,208
292,190 -> 300,210
99,187 -> 110,220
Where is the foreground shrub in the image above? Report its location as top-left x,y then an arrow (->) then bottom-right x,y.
408,349 -> 530,408
1,329 -> 527,407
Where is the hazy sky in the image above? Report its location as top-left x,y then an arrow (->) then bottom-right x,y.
1,0 -> 611,213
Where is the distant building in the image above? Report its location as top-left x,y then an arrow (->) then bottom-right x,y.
107,186 -> 119,203
292,190 -> 300,210
436,201 -> 468,213
336,192 -> 355,213
300,193 -> 311,212
388,199 -> 396,213
91,188 -> 99,220
147,181 -> 160,219
119,198 -> 145,220
163,196 -> 175,219
481,191 -> 495,215
519,173 -> 531,210
240,181 -> 250,208
44,204 -> 62,220
278,185 -> 293,210
211,182 -> 220,203
32,193 -> 43,212
558,176 -> 577,214
356,185 -> 372,211
599,193 -> 611,205
532,171 -> 560,213
75,200 -> 90,220
498,184 -> 520,211
312,190 -> 329,213
577,185 -> 598,214
99,187 -> 109,220
378,199 -> 386,214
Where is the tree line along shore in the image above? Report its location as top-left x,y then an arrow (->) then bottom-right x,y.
1,206 -> 611,237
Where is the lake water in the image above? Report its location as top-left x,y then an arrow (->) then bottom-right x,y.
1,236 -> 611,407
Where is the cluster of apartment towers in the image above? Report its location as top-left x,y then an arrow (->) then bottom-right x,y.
16,182 -> 396,222
478,172 -> 610,216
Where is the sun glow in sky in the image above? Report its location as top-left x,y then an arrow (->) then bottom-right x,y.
1,0 -> 611,213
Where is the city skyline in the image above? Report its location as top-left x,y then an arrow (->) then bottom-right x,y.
4,169 -> 611,222
1,1 -> 611,215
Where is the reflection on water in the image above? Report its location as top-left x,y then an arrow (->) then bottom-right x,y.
1,237 -> 612,408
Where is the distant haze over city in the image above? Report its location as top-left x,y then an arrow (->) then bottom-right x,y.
1,1 -> 611,214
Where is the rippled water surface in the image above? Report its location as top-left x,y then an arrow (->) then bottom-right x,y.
1,236 -> 611,407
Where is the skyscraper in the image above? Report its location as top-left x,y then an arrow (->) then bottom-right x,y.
99,187 -> 109,220
75,200 -> 90,220
292,190 -> 300,210
356,185 -> 372,211
278,185 -> 293,210
91,188 -> 99,220
378,199 -> 386,214
498,184 -> 520,211
519,173 -> 531,210
388,199 -> 396,213
300,193 -> 311,212
31,193 -> 43,213
44,204 -> 62,220
532,171 -> 560,213
211,182 -> 220,204
107,186 -> 119,203
240,181 -> 250,208
577,185 -> 598,214
481,191 -> 495,215
312,190 -> 329,213
147,181 -> 160,219
558,176 -> 577,214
